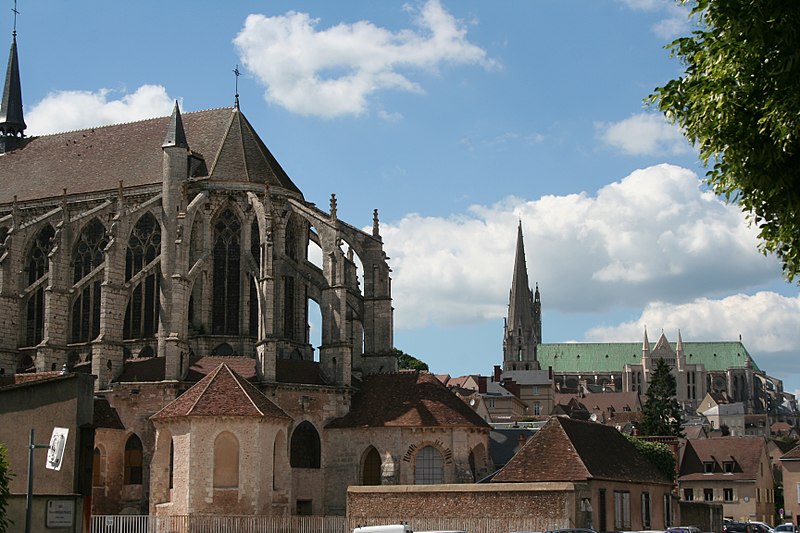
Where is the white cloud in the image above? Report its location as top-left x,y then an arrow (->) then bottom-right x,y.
381,164 -> 779,329
584,292 -> 800,382
26,85 -> 177,136
617,0 -> 690,40
233,0 -> 495,118
598,112 -> 690,156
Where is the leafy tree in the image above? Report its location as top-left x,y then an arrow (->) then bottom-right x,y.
650,1 -> 800,281
393,348 -> 429,372
0,443 -> 12,533
624,434 -> 676,482
640,358 -> 683,437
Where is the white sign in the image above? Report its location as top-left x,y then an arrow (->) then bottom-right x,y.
46,427 -> 68,471
46,499 -> 74,528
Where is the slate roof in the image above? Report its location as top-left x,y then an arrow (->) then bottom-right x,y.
538,341 -> 757,373
326,372 -> 491,429
151,363 -> 290,421
276,359 -> 326,385
186,356 -> 257,382
115,357 -> 166,383
679,437 -> 766,481
489,428 -> 537,468
491,416 -> 672,485
0,107 -> 301,205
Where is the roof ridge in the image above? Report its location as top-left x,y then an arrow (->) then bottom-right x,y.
28,106 -> 236,138
228,365 -> 266,416
186,363 -> 223,415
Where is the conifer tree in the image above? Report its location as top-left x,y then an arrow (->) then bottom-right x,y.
640,358 -> 683,437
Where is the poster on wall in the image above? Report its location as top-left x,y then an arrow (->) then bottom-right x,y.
46,427 -> 69,471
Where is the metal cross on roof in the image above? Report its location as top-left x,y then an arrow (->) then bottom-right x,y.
233,64 -> 240,109
12,0 -> 19,34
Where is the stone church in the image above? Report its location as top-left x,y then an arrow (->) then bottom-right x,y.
0,29 -> 491,517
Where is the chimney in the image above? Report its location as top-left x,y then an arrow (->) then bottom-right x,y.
478,376 -> 487,394
493,365 -> 501,382
548,366 -> 553,380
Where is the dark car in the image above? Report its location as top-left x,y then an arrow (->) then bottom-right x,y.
725,523 -> 772,533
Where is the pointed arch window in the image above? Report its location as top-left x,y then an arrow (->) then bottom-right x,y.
362,446 -> 381,485
25,225 -> 55,346
414,445 -> 443,484
212,209 -> 241,335
71,219 -> 107,343
290,421 -> 321,469
124,213 -> 161,339
249,219 -> 260,337
124,434 -> 143,485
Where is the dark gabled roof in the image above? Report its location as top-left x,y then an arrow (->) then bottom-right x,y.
491,416 -> 671,485
326,372 -> 491,429
0,107 -> 301,205
151,363 -> 290,421
781,443 -> 800,461
679,437 -> 766,480
115,356 -> 166,383
94,397 -> 125,429
489,428 -> 537,468
275,358 -> 326,385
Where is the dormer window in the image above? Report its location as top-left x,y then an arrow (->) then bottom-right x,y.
704,461 -> 715,474
723,461 -> 734,473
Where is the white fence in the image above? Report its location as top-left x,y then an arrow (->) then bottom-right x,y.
91,514 -> 558,533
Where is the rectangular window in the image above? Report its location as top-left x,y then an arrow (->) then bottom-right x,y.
723,488 -> 733,502
664,494 -> 672,528
704,462 -> 715,473
684,488 -> 694,501
533,402 -> 541,416
599,489 -> 607,533
704,489 -> 713,502
614,491 -> 631,530
642,492 -> 651,530
796,482 -> 800,503
723,461 -> 734,473
531,386 -> 539,395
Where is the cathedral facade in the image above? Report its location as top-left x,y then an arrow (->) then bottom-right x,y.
0,30 -> 491,517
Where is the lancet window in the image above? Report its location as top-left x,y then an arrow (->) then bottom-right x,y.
124,213 -> 161,339
212,209 -> 241,335
25,225 -> 55,346
71,219 -> 107,343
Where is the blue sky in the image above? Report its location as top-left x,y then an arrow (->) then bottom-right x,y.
6,1 -> 800,396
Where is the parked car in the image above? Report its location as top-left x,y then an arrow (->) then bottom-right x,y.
775,525 -> 797,533
724,523 -> 772,533
666,526 -> 702,533
750,522 -> 774,533
544,529 -> 598,533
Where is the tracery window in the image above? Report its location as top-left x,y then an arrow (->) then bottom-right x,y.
124,213 -> 160,339
124,434 -> 143,485
290,421 -> 320,469
25,225 -> 55,346
212,209 -> 240,335
71,219 -> 107,343
414,446 -> 444,484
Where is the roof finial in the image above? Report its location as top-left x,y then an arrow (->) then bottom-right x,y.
233,64 -> 240,109
12,0 -> 19,35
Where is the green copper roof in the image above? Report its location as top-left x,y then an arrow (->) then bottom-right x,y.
537,341 -> 757,374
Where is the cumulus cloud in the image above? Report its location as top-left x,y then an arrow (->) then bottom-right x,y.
598,112 -> 690,156
381,164 -> 779,329
617,0 -> 690,40
26,85 -> 177,136
233,0 -> 495,118
584,292 -> 800,383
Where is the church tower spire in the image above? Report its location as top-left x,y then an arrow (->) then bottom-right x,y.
503,222 -> 540,371
0,26 -> 26,153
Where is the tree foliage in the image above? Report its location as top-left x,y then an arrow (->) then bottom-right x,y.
393,348 -> 429,372
0,443 -> 12,533
640,358 -> 684,437
650,1 -> 800,281
624,434 -> 676,482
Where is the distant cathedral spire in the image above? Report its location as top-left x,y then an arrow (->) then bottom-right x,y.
0,17 -> 26,153
503,222 -> 541,371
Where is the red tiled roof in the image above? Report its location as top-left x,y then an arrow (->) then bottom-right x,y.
492,416 -> 671,484
326,372 -> 491,429
151,363 -> 289,420
186,356 -> 257,382
679,437 -> 766,480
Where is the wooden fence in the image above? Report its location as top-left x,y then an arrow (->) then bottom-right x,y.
91,514 -> 558,533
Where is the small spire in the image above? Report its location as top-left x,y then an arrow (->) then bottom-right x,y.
372,208 -> 380,237
642,326 -> 650,352
0,28 -> 26,139
330,193 -> 337,220
162,101 -> 187,149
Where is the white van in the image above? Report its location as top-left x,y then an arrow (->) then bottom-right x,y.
353,526 -> 413,533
